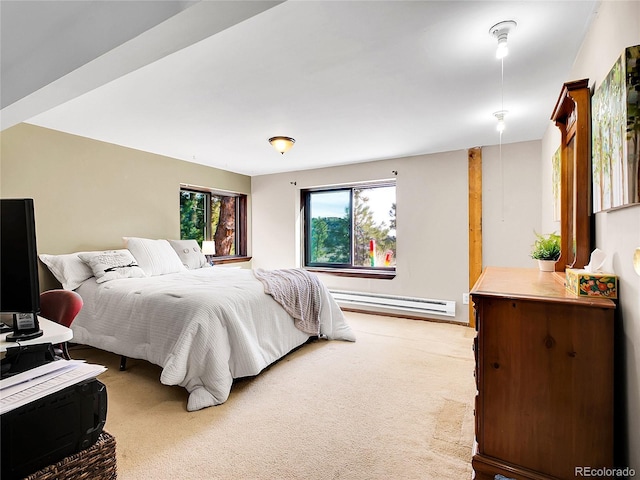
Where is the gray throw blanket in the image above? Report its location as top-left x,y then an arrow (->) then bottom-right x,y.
253,268 -> 322,335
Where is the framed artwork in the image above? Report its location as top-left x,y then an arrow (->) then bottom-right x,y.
592,45 -> 640,212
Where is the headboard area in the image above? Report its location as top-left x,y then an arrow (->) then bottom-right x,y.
0,124 -> 251,292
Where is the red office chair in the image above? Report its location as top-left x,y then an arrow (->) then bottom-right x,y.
39,289 -> 83,359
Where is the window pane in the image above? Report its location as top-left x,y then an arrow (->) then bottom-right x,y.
180,191 -> 207,244
353,186 -> 396,267
308,190 -> 351,264
211,195 -> 236,256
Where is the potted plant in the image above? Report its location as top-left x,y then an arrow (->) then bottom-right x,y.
530,232 -> 561,271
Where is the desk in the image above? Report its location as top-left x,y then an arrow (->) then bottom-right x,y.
0,317 -> 73,352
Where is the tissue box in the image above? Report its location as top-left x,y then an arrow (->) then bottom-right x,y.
565,269 -> 618,299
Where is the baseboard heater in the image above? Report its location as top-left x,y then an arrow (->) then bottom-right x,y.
330,290 -> 456,317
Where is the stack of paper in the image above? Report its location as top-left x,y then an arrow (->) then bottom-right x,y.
0,360 -> 107,414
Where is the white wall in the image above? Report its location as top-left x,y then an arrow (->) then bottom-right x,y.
252,140 -> 541,324
482,141 -> 542,268
540,0 -> 640,471
597,208 -> 640,465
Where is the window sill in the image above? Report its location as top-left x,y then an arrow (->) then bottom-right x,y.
212,256 -> 252,265
305,267 -> 396,280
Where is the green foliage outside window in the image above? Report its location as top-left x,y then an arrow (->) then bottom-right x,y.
310,215 -> 350,263
180,191 -> 206,245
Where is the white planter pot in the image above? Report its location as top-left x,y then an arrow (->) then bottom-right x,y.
538,259 -> 556,272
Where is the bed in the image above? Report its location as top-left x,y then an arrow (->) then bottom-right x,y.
39,238 -> 355,411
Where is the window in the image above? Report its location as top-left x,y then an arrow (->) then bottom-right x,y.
179,187 -> 247,259
303,182 -> 396,274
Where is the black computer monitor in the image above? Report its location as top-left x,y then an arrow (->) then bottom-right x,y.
0,198 -> 43,341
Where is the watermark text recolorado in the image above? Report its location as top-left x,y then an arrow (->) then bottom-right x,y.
575,466 -> 636,477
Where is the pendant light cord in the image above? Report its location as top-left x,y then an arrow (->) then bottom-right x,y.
501,57 -> 505,113
500,57 -> 505,221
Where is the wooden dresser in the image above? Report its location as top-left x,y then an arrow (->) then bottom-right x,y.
470,267 -> 615,480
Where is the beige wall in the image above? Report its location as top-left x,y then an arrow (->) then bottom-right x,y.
251,140 -> 541,325
541,1 -> 640,470
0,123 -> 252,289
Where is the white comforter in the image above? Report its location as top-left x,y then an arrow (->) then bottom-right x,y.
72,267 -> 355,411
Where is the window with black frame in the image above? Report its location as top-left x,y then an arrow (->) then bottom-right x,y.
303,182 -> 396,273
179,187 -> 247,259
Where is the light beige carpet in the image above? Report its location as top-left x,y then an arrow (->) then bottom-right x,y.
74,312 -> 476,480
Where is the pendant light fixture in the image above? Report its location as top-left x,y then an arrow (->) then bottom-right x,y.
489,20 -> 516,59
489,20 -> 516,134
494,110 -> 507,133
268,136 -> 295,154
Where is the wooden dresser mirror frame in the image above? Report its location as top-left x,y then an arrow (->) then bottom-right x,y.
550,79 -> 593,272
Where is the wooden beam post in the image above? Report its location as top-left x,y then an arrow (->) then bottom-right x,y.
468,147 -> 483,328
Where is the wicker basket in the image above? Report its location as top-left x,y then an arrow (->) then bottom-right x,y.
24,431 -> 117,480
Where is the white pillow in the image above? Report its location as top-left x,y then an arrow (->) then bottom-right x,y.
39,252 -> 95,290
123,237 -> 186,276
78,250 -> 146,284
168,239 -> 207,269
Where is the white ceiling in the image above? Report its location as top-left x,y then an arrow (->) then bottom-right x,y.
1,0 -> 599,176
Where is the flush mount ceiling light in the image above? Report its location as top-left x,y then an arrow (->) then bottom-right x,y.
489,20 -> 517,59
268,136 -> 295,154
494,110 -> 508,133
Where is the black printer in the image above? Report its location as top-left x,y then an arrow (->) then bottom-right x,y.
1,377 -> 107,480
